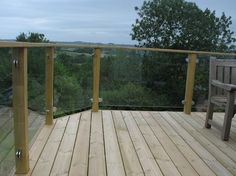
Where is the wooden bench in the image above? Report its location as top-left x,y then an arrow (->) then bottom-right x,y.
205,57 -> 236,141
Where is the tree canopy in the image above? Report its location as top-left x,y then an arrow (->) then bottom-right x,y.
16,32 -> 49,42
131,0 -> 236,51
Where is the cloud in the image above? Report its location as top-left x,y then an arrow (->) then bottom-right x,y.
0,0 -> 144,44
0,0 -> 235,44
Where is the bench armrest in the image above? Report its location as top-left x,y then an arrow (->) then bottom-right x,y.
211,80 -> 236,92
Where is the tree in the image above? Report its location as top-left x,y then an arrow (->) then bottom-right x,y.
16,32 -> 49,43
131,0 -> 236,51
131,0 -> 236,108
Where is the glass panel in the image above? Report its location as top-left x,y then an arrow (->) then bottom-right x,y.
27,48 -> 45,146
100,49 -> 188,110
0,48 -> 14,175
54,47 -> 93,116
193,55 -> 209,111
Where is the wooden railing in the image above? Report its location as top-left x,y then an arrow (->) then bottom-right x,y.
0,41 -> 236,174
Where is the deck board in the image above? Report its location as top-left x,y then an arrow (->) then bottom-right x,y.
0,109 -> 44,176
122,111 -> 163,176
160,112 -> 233,176
11,110 -> 236,176
69,111 -> 91,176
102,111 -> 126,176
50,113 -> 81,176
112,111 -> 144,176
31,117 -> 69,176
88,111 -> 106,176
131,111 -> 181,176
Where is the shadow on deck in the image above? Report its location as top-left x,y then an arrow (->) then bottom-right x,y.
12,110 -> 236,176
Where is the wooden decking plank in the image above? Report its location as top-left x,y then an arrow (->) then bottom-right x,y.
112,111 -> 144,176
0,111 -> 38,163
31,116 -> 69,176
50,113 -> 81,176
1,114 -> 45,176
121,111 -> 163,176
0,106 -> 10,113
196,112 -> 236,140
0,111 -> 39,146
69,111 -> 91,176
25,120 -> 57,176
88,111 -> 106,176
201,112 -> 236,137
177,112 -> 236,163
160,112 -> 233,176
28,114 -> 45,146
195,112 -> 236,146
192,112 -> 236,153
214,113 -> 236,128
143,111 -> 199,176
5,110 -> 236,176
148,111 -> 216,176
131,111 -> 181,176
170,112 -> 236,175
102,110 -> 126,176
0,108 -> 11,128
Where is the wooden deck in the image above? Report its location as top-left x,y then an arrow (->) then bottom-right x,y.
0,107 -> 44,176
14,110 -> 236,176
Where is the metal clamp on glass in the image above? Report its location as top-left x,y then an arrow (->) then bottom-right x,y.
16,149 -> 22,159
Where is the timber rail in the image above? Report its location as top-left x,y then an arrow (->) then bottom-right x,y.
0,40 -> 236,174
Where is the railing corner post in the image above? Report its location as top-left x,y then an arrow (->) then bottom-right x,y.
12,47 -> 29,174
45,47 -> 55,125
183,53 -> 197,115
92,48 -> 101,112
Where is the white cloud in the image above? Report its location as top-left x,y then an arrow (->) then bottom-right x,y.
0,0 -> 235,44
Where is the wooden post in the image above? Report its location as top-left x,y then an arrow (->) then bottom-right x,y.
183,53 -> 197,114
12,48 -> 29,174
92,48 -> 101,112
45,47 -> 54,125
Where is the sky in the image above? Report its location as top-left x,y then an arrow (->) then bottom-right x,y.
0,0 -> 236,44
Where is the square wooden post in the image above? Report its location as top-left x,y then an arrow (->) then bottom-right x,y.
45,47 -> 54,125
183,53 -> 197,114
92,48 -> 101,112
12,47 -> 29,174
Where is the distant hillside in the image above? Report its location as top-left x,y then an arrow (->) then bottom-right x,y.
54,41 -> 134,47
0,39 -> 134,48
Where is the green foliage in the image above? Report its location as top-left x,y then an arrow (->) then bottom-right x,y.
131,0 -> 236,108
16,32 -> 49,43
53,50 -> 93,114
28,79 -> 45,111
101,82 -> 153,106
131,0 -> 236,51
0,49 -> 12,90
0,49 -> 12,105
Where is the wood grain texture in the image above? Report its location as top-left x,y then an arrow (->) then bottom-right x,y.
14,110 -> 236,176
102,111 -> 125,176
184,53 -> 197,114
31,116 -> 69,176
45,47 -> 54,125
144,111 -> 199,176
131,111 -> 181,176
50,113 -> 80,176
92,48 -> 101,112
1,41 -> 236,57
12,47 -> 29,174
69,111 -> 91,176
88,111 -> 106,176
112,111 -> 144,176
160,112 -> 233,176
122,111 -> 163,176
